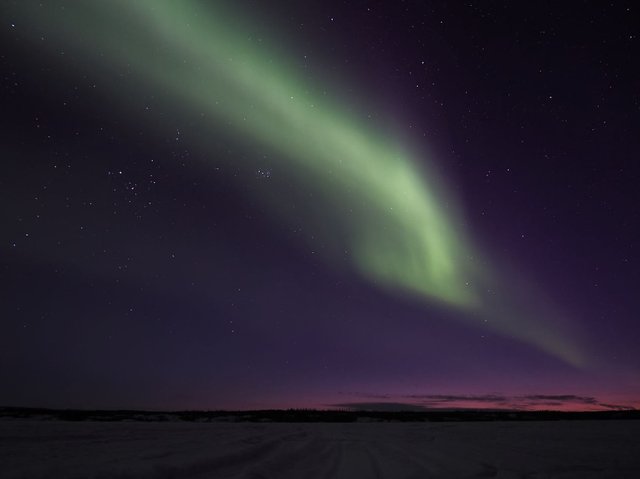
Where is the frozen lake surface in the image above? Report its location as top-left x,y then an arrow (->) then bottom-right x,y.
1,420 -> 639,478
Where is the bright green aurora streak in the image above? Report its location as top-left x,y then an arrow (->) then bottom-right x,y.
12,1 -> 585,366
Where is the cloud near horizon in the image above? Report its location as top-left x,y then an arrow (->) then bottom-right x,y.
333,393 -> 635,412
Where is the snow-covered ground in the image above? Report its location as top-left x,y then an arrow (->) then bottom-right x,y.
1,419 -> 639,478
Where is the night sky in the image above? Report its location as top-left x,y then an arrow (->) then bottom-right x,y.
2,1 -> 639,412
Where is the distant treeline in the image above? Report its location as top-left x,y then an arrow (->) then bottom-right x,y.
1,407 -> 639,423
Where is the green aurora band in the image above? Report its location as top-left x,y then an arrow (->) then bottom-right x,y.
11,1 -> 585,366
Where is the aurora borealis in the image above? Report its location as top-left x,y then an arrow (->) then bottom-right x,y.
21,0 -> 479,307
2,1 -> 639,411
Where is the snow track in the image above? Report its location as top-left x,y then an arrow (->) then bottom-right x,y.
2,420 -> 639,478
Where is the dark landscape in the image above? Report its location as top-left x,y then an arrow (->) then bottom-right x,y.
2,406 -> 640,423
2,409 -> 640,478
